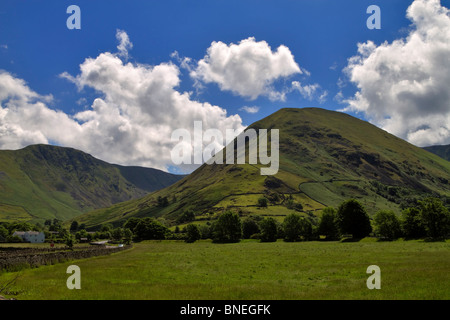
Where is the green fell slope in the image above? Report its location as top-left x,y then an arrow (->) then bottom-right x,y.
423,144 -> 450,162
0,144 -> 183,223
75,108 -> 450,229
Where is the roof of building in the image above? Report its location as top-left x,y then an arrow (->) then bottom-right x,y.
90,240 -> 108,245
13,231 -> 43,236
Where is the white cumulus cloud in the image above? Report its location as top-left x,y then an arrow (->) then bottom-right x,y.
344,0 -> 450,147
239,106 -> 260,114
0,31 -> 245,173
0,71 -> 81,149
190,37 -> 302,101
116,29 -> 133,60
291,81 -> 327,103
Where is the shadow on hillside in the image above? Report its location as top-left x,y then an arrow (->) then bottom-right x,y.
340,237 -> 363,243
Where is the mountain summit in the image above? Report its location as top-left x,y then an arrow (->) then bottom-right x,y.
0,144 -> 183,222
74,108 -> 450,228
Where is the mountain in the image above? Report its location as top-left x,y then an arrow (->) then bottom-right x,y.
73,108 -> 450,229
0,144 -> 184,223
423,145 -> 450,161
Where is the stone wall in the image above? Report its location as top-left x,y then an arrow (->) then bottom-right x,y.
0,245 -> 131,271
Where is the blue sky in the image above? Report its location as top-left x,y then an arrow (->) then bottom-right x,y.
0,0 -> 410,121
1,0 -> 450,172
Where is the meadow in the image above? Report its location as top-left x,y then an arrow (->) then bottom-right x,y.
0,239 -> 449,300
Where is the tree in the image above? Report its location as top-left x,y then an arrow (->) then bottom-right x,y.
177,210 -> 196,224
7,235 -> 23,243
49,219 -> 63,232
112,228 -> 124,241
65,234 -> 74,250
99,230 -> 111,240
259,217 -> 278,242
242,217 -> 260,239
373,210 -> 402,240
318,207 -> 339,240
298,218 -> 313,241
101,223 -> 113,233
0,225 -> 9,242
212,211 -> 242,243
185,224 -> 201,243
283,213 -> 302,242
58,227 -> 69,239
157,196 -> 169,207
401,207 -> 426,239
123,217 -> 141,233
283,213 -> 313,241
199,224 -> 212,240
257,197 -> 268,208
75,229 -> 88,241
53,218 -> 62,228
70,221 -> 79,232
294,203 -> 304,212
134,218 -> 170,241
123,228 -> 133,244
336,199 -> 372,239
419,198 -> 450,240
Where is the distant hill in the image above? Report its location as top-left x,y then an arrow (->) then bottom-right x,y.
0,144 -> 184,223
423,145 -> 450,161
75,108 -> 450,229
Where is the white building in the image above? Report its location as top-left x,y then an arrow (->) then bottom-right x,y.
13,231 -> 45,243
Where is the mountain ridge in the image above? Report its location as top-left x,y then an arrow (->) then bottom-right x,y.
423,144 -> 450,162
73,107 -> 450,229
0,144 -> 184,223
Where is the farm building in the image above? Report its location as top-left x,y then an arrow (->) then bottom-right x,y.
12,231 -> 45,243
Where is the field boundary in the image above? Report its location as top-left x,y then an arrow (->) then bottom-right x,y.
0,245 -> 132,272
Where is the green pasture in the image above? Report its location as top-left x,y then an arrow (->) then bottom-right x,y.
1,239 -> 449,300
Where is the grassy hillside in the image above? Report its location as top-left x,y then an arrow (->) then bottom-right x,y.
0,144 -> 183,223
75,108 -> 450,229
423,144 -> 450,161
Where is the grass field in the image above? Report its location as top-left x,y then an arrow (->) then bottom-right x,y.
0,239 -> 449,300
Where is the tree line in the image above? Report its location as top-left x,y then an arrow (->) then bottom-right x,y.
180,197 -> 450,243
2,197 -> 448,245
0,219 -> 70,243
100,196 -> 449,244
